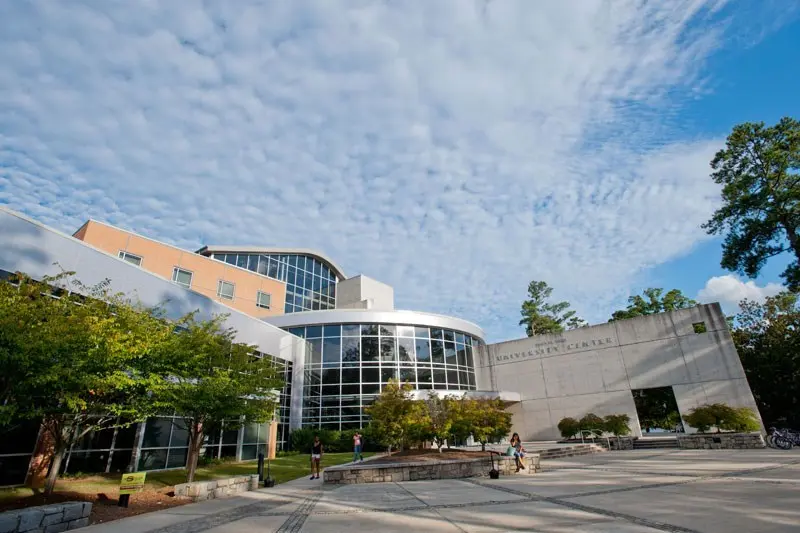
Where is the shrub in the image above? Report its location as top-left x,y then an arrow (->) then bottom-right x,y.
557,417 -> 581,439
290,428 -> 340,452
603,414 -> 631,436
684,403 -> 760,433
579,413 -> 605,433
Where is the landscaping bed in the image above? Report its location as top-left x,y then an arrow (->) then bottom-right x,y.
366,449 -> 489,465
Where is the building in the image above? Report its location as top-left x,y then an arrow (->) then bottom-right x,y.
0,207 -> 763,487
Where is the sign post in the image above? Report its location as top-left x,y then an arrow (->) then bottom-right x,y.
118,472 -> 146,508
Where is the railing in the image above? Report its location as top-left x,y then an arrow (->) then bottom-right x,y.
579,429 -> 611,449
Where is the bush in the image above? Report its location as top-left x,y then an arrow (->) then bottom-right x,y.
557,417 -> 581,439
603,414 -> 631,436
684,403 -> 760,433
579,413 -> 605,433
290,428 -> 340,452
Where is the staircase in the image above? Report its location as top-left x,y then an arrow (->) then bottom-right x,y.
633,436 -> 679,450
536,443 -> 607,459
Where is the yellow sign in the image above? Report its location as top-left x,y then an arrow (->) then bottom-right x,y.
119,472 -> 147,495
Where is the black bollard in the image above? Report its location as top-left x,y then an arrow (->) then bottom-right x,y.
257,452 -> 265,482
118,494 -> 130,508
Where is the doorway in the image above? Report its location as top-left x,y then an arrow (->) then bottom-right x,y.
631,386 -> 683,434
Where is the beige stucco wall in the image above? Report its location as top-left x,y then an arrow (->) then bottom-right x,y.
75,220 -> 286,318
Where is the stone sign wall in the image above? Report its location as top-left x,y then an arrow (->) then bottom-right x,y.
0,502 -> 91,533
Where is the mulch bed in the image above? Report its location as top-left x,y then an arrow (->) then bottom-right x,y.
366,449 -> 492,465
0,488 -> 192,525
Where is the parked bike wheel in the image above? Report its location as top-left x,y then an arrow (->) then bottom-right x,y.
766,435 -> 774,448
774,436 -> 794,450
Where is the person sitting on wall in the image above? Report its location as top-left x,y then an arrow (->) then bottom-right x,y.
510,433 -> 526,472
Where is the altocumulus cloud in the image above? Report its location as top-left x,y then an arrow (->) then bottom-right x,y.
0,1 -> 786,341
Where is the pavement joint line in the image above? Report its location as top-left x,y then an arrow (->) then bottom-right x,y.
275,489 -> 324,533
127,498 -> 293,533
390,482 -> 471,533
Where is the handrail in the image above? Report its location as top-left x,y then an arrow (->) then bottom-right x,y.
578,429 -> 611,449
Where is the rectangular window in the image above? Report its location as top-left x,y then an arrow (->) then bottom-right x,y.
256,291 -> 271,309
172,267 -> 193,288
217,280 -> 235,300
118,251 -> 142,267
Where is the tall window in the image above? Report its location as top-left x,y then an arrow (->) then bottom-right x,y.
256,291 -> 271,309
172,267 -> 193,288
217,280 -> 235,300
118,251 -> 142,267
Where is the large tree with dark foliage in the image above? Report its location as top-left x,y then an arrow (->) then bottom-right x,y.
730,291 -> 800,429
608,288 -> 697,322
703,117 -> 800,290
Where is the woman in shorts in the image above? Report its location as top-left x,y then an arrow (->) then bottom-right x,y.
510,433 -> 526,472
310,435 -> 323,480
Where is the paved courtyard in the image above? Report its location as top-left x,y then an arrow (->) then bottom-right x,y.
85,449 -> 800,533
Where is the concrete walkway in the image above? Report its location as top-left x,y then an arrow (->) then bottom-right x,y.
84,449 -> 800,533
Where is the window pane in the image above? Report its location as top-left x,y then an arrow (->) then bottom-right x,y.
361,337 -> 379,362
465,345 -> 474,370
455,333 -> 465,344
306,326 -> 323,338
399,367 -> 416,384
397,325 -> 415,337
447,370 -> 459,387
142,418 -> 171,448
257,291 -> 271,309
398,337 -> 415,362
247,255 -> 258,272
443,330 -> 455,342
459,371 -> 469,390
342,337 -> 360,363
361,366 -> 379,383
308,339 -> 322,365
430,329 -> 444,340
341,367 -> 360,384
380,337 -> 396,363
268,258 -> 279,278
381,366 -> 398,383
415,339 -> 431,362
225,254 -> 237,265
444,342 -> 457,365
257,256 -> 268,276
431,340 -> 444,364
457,344 -> 467,366
433,368 -> 447,385
323,337 -> 341,366
324,325 -> 341,337
288,327 -> 305,338
417,368 -> 432,389
379,324 -> 396,336
342,324 -> 360,336
414,327 -> 430,338
361,324 -> 379,336
217,281 -> 234,299
236,255 -> 248,269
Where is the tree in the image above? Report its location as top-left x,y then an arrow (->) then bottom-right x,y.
519,280 -> 586,336
424,392 -> 457,452
155,314 -> 282,482
602,414 -> 632,437
557,417 -> 580,440
702,117 -> 800,289
684,403 -> 760,433
462,397 -> 513,451
609,288 -> 697,322
730,291 -> 800,428
365,379 -> 419,452
0,272 -> 174,494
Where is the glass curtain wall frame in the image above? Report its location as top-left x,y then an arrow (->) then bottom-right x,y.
209,253 -> 337,313
289,323 -> 480,431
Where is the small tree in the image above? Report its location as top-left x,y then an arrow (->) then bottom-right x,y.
467,397 -> 513,451
557,417 -> 581,440
365,379 -> 418,453
156,314 -> 282,482
579,413 -> 605,434
0,272 -> 175,494
424,392 -> 457,452
684,403 -> 760,434
603,414 -> 632,436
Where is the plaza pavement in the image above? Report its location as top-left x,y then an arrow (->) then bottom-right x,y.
84,448 -> 800,533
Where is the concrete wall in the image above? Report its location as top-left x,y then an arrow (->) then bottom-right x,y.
335,274 -> 395,310
0,502 -> 91,532
479,304 -> 763,440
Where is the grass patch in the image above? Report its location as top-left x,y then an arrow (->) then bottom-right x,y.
0,452 -> 373,505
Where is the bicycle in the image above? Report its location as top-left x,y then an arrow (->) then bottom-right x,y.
767,427 -> 800,450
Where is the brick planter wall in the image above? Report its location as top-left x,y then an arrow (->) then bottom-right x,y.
0,502 -> 91,533
677,433 -> 765,450
174,475 -> 259,502
324,454 -> 540,485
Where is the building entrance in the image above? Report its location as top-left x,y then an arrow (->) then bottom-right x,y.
632,386 -> 683,434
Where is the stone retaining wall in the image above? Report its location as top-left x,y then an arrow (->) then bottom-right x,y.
0,502 -> 91,533
174,475 -> 259,502
677,432 -> 765,450
324,454 -> 540,485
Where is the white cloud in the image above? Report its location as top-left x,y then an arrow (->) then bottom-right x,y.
0,1 -> 790,341
697,275 -> 784,312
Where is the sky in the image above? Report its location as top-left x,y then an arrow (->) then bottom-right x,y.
1,1 -> 799,342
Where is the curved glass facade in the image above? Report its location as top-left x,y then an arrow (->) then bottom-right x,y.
286,323 -> 481,430
210,253 -> 337,313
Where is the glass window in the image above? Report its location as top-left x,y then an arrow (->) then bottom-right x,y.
431,340 -> 445,364
399,367 -> 416,384
415,339 -> 431,362
247,255 -> 258,272
287,266 -> 297,286
342,337 -> 360,363
459,371 -> 469,390
417,368 -> 433,389
455,332 -> 465,344
362,383 -> 380,395
257,256 -> 269,276
443,330 -> 455,342
236,255 -> 248,269
342,324 -> 360,336
433,368 -> 447,386
288,255 -> 298,267
341,367 -> 360,384
268,258 -> 279,278
465,345 -> 474,369
430,329 -> 444,340
381,366 -> 398,383
322,368 -> 340,385
397,325 -> 415,337
313,276 -> 321,292
447,369 -> 459,387
414,327 -> 430,338
306,326 -> 323,338
361,366 -> 379,383
224,254 -> 237,265
468,373 -> 476,388
256,291 -> 271,309
217,280 -> 235,300
380,337 -> 396,362
361,337 -> 379,362
118,251 -> 142,266
308,339 -> 322,365
142,418 -> 171,448
288,327 -> 305,338
444,342 -> 457,365
457,344 -> 467,366
324,325 -> 341,337
398,337 -> 415,362
314,260 -> 322,276
361,324 -> 379,336
379,324 -> 396,336
342,384 -> 359,395
172,267 -> 193,288
322,337 -> 341,366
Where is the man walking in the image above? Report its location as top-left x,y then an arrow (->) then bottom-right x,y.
353,431 -> 364,463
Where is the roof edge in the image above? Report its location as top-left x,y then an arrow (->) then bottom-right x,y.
197,246 -> 346,280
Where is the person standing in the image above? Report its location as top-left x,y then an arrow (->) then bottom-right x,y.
310,435 -> 323,480
353,431 -> 364,463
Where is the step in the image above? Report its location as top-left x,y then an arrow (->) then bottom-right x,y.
633,438 -> 679,450
538,444 -> 606,459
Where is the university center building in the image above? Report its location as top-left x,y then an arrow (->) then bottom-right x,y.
0,207 -> 763,486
